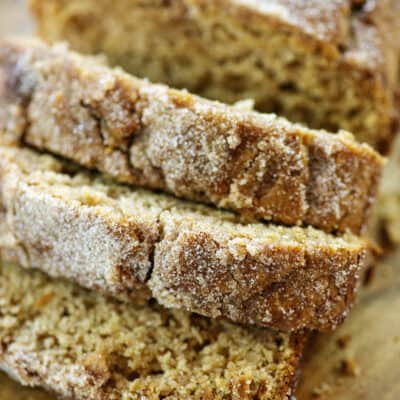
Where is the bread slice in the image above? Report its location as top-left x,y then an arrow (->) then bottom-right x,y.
0,145 -> 369,331
0,261 -> 307,400
29,0 -> 400,153
0,37 -> 384,235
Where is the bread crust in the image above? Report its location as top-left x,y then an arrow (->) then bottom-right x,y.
0,145 -> 369,331
0,261 -> 307,400
0,37 -> 384,234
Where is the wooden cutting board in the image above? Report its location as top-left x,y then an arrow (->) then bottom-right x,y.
297,248 -> 400,400
1,1 -> 400,399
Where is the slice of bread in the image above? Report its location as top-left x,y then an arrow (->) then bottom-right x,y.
0,261 -> 307,400
29,0 -> 400,153
0,37 -> 384,234
0,144 -> 369,331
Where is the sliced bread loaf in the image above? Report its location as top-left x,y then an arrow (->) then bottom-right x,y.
0,261 -> 306,400
29,0 -> 400,152
0,144 -> 369,331
0,37 -> 384,234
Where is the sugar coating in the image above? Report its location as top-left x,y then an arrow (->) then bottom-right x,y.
0,145 -> 369,331
0,37 -> 384,234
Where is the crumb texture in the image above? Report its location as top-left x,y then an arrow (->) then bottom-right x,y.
0,261 -> 305,400
28,0 -> 400,152
0,37 -> 384,234
0,144 -> 368,331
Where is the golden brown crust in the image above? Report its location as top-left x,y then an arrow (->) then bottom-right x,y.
0,37 -> 384,234
0,145 -> 369,331
0,261 -> 307,400
0,146 -> 157,303
151,221 -> 364,331
28,0 -> 400,152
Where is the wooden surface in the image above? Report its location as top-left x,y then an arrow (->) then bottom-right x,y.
0,1 -> 400,399
0,373 -> 54,400
297,248 -> 400,399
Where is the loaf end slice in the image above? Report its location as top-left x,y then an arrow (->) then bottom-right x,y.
0,37 -> 384,234
0,261 -> 307,400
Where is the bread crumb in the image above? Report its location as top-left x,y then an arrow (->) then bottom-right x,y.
82,352 -> 111,384
311,382 -> 332,398
336,334 -> 351,349
339,357 -> 360,377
